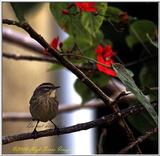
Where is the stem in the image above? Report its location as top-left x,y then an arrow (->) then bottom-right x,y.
61,53 -> 111,68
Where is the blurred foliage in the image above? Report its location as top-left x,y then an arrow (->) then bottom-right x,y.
126,20 -> 157,48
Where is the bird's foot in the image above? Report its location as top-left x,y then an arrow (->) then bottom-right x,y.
31,129 -> 38,139
50,120 -> 59,133
54,125 -> 60,132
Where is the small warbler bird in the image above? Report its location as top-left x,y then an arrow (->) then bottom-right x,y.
29,82 -> 60,134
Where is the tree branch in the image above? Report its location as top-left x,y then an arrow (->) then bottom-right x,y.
3,52 -> 59,64
2,52 -> 98,73
119,127 -> 158,154
3,27 -> 44,54
3,99 -> 104,121
3,103 -> 153,145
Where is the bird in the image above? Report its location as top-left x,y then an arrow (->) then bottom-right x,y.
29,82 -> 60,135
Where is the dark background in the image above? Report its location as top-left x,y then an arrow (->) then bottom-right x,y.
97,2 -> 158,154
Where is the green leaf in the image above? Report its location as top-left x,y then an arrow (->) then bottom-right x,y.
105,6 -> 123,23
50,3 -> 91,38
74,71 -> 109,103
74,79 -> 94,103
127,105 -> 157,141
10,2 -> 40,22
146,33 -> 158,48
126,20 -> 157,48
50,3 -> 106,60
62,30 -> 104,61
126,35 -> 138,49
112,63 -> 158,125
50,2 -> 96,56
139,61 -> 158,101
91,72 -> 109,87
50,3 -> 71,32
62,36 -> 95,61
81,3 -> 107,37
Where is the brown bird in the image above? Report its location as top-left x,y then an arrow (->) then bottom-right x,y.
29,82 -> 60,134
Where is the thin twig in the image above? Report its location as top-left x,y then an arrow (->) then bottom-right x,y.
3,102 -> 153,145
119,127 -> 158,154
2,52 -> 111,70
3,52 -> 59,64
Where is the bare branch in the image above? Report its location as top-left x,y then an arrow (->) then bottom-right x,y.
3,103 -> 152,145
3,52 -> 59,64
2,52 -> 96,72
119,127 -> 158,154
3,100 -> 104,121
3,27 -> 44,54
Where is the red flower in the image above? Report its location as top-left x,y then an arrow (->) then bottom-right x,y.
75,2 -> 97,12
50,36 -> 59,49
43,36 -> 60,55
96,44 -> 117,77
96,45 -> 103,54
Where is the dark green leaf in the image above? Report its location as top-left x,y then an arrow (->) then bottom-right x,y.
74,71 -> 109,103
74,79 -> 94,103
62,30 -> 104,61
91,72 -> 109,87
105,6 -> 123,23
139,61 -> 158,101
112,63 -> 158,125
50,3 -> 91,39
127,104 -> 157,141
50,3 -> 72,32
126,20 -> 157,48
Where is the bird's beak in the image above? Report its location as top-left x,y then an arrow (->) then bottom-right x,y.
54,86 -> 60,89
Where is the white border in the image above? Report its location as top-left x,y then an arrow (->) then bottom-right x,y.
1,0 -> 159,1
0,1 -> 2,155
1,1 -> 159,155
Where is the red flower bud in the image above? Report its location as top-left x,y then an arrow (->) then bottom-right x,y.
62,9 -> 69,15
